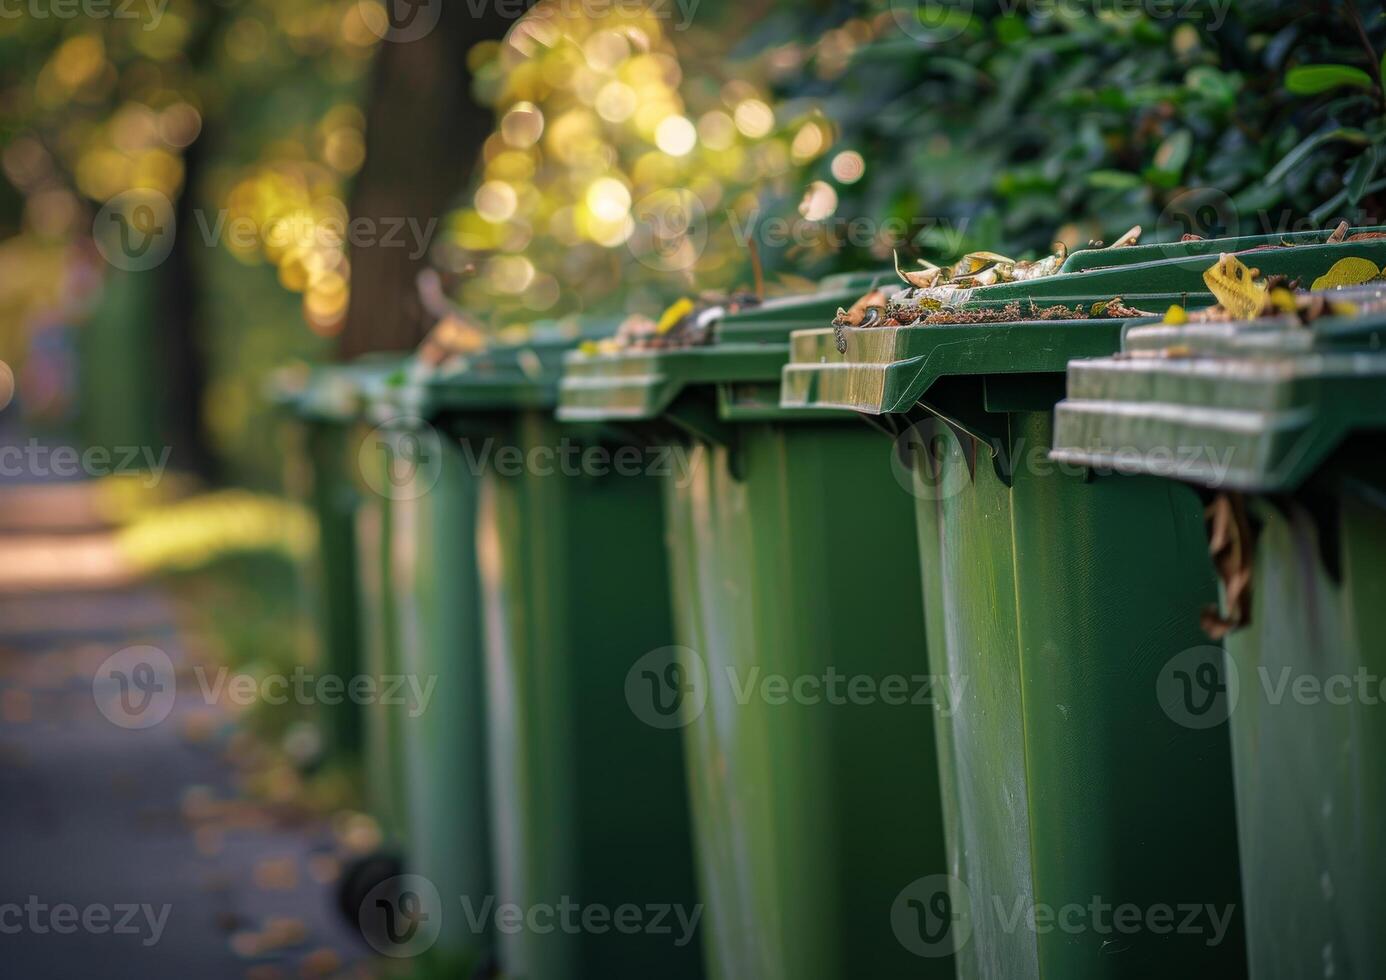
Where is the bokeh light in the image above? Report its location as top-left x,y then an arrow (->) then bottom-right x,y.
830,150 -> 865,184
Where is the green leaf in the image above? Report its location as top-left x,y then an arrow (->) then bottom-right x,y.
994,14 -> 1028,45
1346,146 -> 1381,205
1185,67 -> 1241,107
1285,65 -> 1374,95
1309,177 -> 1386,227
1086,170 -> 1144,190
1153,130 -> 1193,176
1262,127 -> 1370,187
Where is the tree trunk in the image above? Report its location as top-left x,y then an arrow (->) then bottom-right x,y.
151,6 -> 222,480
338,4 -> 524,359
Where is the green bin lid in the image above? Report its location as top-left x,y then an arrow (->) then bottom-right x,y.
780,304 -> 1172,415
556,272 -> 895,424
397,317 -> 621,422
907,230 -> 1386,309
1057,224 -> 1386,273
1050,294 -> 1386,493
781,234 -> 1386,415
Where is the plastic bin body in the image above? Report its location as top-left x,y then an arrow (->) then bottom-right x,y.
662,422 -> 946,980
913,403 -> 1239,978
269,358 -> 403,779
1051,309 -> 1386,978
282,416 -> 365,765
1228,480 -> 1386,977
783,317 -> 1248,979
354,435 -> 407,841
382,427 -> 494,972
469,407 -> 702,980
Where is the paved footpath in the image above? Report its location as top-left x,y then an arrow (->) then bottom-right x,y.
0,467 -> 375,978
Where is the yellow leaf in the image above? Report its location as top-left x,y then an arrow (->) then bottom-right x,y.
656,297 -> 695,334
1310,256 -> 1381,290
1202,254 -> 1267,320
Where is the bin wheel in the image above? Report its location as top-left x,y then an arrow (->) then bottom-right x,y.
336,850 -> 404,933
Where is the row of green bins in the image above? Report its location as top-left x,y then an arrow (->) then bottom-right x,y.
776,232 -> 1386,977
557,275 -> 953,979
1049,290 -> 1386,979
395,321 -> 702,980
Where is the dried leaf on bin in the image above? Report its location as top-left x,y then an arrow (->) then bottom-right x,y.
656,297 -> 697,334
1309,255 -> 1382,290
418,315 -> 487,367
1091,297 -> 1148,318
1108,225 -> 1142,248
832,288 -> 887,353
894,250 -> 943,289
1011,243 -> 1068,281
1201,493 -> 1255,639
1203,254 -> 1270,319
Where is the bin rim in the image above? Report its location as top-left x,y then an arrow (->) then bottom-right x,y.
554,273 -> 892,424
906,235 -> 1386,308
1049,303 -> 1386,493
778,304 -> 1180,415
1055,223 -> 1386,274
393,317 -> 622,422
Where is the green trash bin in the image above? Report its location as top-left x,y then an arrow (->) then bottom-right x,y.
781,278 -> 1250,975
354,432 -> 407,843
557,275 -> 953,980
271,357 -> 447,954
1049,292 -> 1386,979
349,367 -> 498,975
81,268 -> 165,457
268,355 -> 407,773
398,321 -> 703,980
